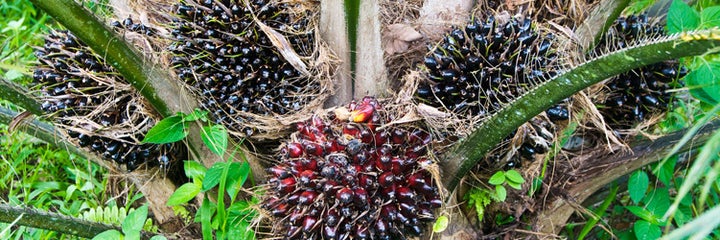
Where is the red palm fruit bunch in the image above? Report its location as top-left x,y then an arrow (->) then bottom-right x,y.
262,97 -> 442,240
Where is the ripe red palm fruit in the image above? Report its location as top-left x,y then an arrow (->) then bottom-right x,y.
263,97 -> 441,239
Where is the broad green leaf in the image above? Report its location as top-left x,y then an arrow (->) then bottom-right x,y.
125,231 -> 139,240
228,220 -> 255,240
92,230 -> 123,240
628,170 -> 649,204
226,161 -> 251,200
634,220 -> 662,240
122,205 -> 148,236
433,215 -> 449,233
488,171 -> 506,185
674,204 -> 693,226
166,183 -> 201,206
654,156 -> 677,186
504,170 -> 525,184
183,160 -> 207,181
701,6 -> 720,28
685,62 -> 720,105
667,0 -> 700,34
506,180 -> 522,190
645,187 -> 670,220
183,109 -> 208,122
228,201 -> 255,219
626,206 -> 662,225
203,162 -> 227,191
201,125 -> 228,156
494,185 -> 507,202
142,116 -> 187,144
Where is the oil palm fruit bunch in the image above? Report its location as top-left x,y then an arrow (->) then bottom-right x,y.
595,14 -> 687,129
415,14 -> 558,169
415,15 -> 557,116
33,30 -> 175,171
170,0 -> 317,137
262,97 -> 442,240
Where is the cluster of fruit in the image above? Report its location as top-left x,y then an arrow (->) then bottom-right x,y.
595,14 -> 687,128
263,97 -> 441,239
169,0 -> 317,137
416,15 -> 557,116
33,30 -> 173,171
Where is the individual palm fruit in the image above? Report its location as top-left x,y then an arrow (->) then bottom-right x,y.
263,97 -> 442,240
595,14 -> 687,129
416,15 -> 557,116
170,0 -> 318,137
32,30 -> 176,171
111,17 -> 156,36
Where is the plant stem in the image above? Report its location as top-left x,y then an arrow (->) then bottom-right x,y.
0,106 -> 113,170
441,30 -> 720,190
577,182 -> 619,240
0,204 -> 118,239
0,78 -> 44,116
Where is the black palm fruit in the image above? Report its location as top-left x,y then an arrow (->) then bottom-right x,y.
595,14 -> 687,129
416,15 -> 557,116
263,97 -> 442,240
170,0 -> 317,137
33,29 -> 178,171
111,17 -> 156,36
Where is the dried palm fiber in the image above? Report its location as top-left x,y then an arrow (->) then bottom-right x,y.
32,28 -> 184,171
479,0 -> 600,28
259,96 -> 444,239
168,0 -> 334,141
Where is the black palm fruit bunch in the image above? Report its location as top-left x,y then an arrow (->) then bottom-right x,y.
262,97 -> 442,240
32,29 -> 178,171
595,14 -> 687,129
415,15 -> 557,116
415,14 -> 558,169
170,0 -> 319,138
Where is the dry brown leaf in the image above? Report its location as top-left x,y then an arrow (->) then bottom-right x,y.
383,23 -> 423,55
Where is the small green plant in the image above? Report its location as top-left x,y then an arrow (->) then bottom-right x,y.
488,169 -> 526,202
143,109 -> 256,240
465,170 -> 526,223
92,205 -> 166,240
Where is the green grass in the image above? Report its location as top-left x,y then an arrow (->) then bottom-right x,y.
0,1 -> 147,239
0,0 -> 53,85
